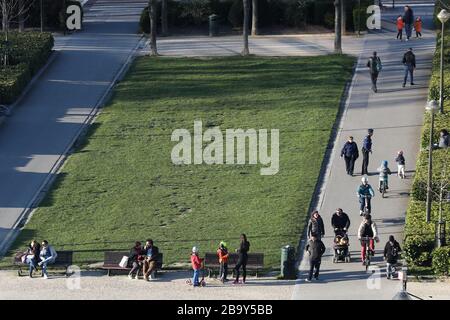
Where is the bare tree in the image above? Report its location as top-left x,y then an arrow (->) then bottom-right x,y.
242,0 -> 249,55
334,0 -> 342,54
161,0 -> 168,36
251,0 -> 258,36
1,0 -> 33,40
148,0 -> 158,56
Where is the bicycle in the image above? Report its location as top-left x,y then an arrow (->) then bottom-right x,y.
360,194 -> 372,216
361,236 -> 374,271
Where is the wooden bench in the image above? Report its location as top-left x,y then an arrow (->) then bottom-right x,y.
101,251 -> 163,277
204,252 -> 264,277
14,250 -> 74,277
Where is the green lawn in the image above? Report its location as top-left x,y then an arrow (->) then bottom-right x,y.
3,56 -> 354,268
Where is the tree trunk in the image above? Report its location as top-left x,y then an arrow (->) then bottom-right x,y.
251,0 -> 258,36
161,0 -> 168,36
2,0 -> 7,32
19,0 -> 25,32
148,0 -> 158,56
242,0 -> 250,55
334,0 -> 342,54
341,0 -> 346,35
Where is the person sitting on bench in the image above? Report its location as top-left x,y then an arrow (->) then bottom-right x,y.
143,239 -> 159,281
128,241 -> 145,279
38,240 -> 57,279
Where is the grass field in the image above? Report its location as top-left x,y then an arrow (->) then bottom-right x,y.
3,56 -> 354,268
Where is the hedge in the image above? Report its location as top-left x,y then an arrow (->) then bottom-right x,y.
0,32 -> 54,105
404,0 -> 450,274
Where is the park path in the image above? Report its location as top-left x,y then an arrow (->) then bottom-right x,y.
0,0 -> 148,255
292,4 -> 437,299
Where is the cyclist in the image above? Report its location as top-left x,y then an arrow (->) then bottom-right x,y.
357,214 -> 379,264
357,176 -> 375,216
377,160 -> 392,193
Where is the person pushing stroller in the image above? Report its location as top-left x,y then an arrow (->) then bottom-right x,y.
331,209 -> 351,263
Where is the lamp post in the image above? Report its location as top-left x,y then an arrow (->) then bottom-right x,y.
437,9 -> 450,114
425,100 -> 439,223
40,0 -> 44,32
358,0 -> 361,36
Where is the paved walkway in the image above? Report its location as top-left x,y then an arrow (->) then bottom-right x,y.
0,0 -> 148,255
292,5 -> 437,299
142,34 -> 364,57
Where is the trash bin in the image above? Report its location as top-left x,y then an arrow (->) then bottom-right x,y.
280,245 -> 296,279
209,14 -> 219,37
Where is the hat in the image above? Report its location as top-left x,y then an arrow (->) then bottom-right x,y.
192,246 -> 198,253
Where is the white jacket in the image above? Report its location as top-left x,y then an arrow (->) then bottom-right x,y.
358,221 -> 378,239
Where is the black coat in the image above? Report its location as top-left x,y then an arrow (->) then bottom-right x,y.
306,239 -> 326,261
341,141 -> 359,159
143,245 -> 159,261
308,216 -> 325,238
384,241 -> 402,263
331,212 -> 350,230
403,8 -> 414,25
403,51 -> 416,68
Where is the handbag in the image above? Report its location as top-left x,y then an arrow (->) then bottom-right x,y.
119,256 -> 129,268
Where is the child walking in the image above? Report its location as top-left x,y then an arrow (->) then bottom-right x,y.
396,15 -> 404,40
377,160 -> 392,191
217,241 -> 229,283
190,246 -> 204,287
395,150 -> 406,179
414,17 -> 422,38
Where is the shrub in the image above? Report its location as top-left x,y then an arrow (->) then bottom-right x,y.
0,32 -> 54,105
403,235 -> 434,266
0,63 -> 31,104
432,247 -> 450,276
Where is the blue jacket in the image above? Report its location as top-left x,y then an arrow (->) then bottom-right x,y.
362,135 -> 372,152
341,141 -> 359,158
357,184 -> 375,197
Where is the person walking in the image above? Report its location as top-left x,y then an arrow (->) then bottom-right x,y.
395,150 -> 406,179
402,48 -> 416,87
402,5 -> 414,41
341,136 -> 359,176
438,129 -> 449,148
305,235 -> 326,282
414,16 -> 422,38
361,128 -> 374,175
234,234 -> 250,284
331,208 -> 350,233
384,235 -> 402,279
38,240 -> 58,279
396,15 -> 404,40
367,52 -> 382,92
307,210 -> 325,240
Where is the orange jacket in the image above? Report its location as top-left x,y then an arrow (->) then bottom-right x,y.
217,248 -> 229,263
414,19 -> 422,32
396,17 -> 404,30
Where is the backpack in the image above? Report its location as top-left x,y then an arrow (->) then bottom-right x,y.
375,57 -> 382,72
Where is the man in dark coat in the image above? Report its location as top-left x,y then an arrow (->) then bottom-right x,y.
341,136 -> 359,176
402,48 -> 416,87
367,52 -> 382,92
331,208 -> 351,233
402,5 -> 414,41
307,210 -> 325,240
361,128 -> 374,175
305,236 -> 326,282
384,235 -> 402,279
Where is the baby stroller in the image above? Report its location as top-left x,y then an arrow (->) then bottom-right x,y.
333,229 -> 351,263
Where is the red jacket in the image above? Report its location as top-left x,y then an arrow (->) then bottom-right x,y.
396,17 -> 404,30
191,254 -> 203,270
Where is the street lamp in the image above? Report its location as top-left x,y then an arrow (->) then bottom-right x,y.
425,100 -> 439,223
437,9 -> 450,114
